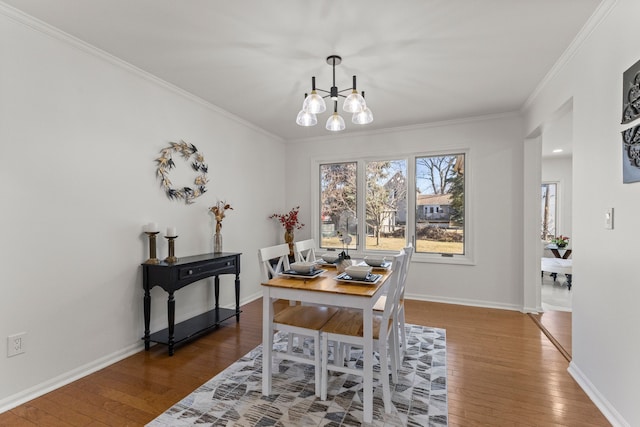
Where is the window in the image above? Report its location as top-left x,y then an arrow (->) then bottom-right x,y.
320,162 -> 357,251
415,154 -> 465,255
541,182 -> 557,240
316,151 -> 468,262
365,160 -> 407,251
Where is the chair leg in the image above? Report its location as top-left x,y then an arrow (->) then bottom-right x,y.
399,307 -> 407,355
389,327 -> 399,384
379,339 -> 392,413
287,333 -> 295,356
321,334 -> 329,400
313,333 -> 321,397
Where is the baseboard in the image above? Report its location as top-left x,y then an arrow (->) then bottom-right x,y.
568,362 -> 629,427
0,342 -> 142,414
0,293 -> 265,415
405,293 -> 522,312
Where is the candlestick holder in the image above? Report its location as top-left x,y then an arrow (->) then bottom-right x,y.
144,231 -> 160,264
164,235 -> 178,263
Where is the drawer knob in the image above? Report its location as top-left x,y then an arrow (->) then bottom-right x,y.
188,269 -> 193,275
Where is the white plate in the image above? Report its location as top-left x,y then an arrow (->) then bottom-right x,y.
315,260 -> 338,267
357,261 -> 391,270
279,268 -> 327,279
335,272 -> 382,284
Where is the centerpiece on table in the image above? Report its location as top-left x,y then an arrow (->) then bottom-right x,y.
551,235 -> 570,248
269,206 -> 304,257
209,200 -> 232,253
335,229 -> 353,273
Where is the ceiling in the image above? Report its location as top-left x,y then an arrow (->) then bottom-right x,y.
4,0 -> 601,142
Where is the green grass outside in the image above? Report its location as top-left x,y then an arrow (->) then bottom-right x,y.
321,236 -> 463,254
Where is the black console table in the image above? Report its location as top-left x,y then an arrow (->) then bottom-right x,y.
141,252 -> 241,355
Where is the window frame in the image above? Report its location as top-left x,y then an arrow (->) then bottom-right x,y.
311,148 -> 474,265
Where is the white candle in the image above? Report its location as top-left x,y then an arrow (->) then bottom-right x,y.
146,222 -> 158,233
166,226 -> 177,237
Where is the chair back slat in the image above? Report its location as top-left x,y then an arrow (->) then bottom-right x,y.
293,239 -> 317,262
258,243 -> 291,281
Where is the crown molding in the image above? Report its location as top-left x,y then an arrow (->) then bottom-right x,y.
522,0 -> 619,111
0,2 -> 284,143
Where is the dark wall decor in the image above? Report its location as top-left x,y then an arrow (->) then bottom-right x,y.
622,58 -> 640,125
622,125 -> 640,183
155,140 -> 208,204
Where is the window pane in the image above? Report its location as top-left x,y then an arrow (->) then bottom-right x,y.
365,160 -> 407,251
320,162 -> 357,250
541,183 -> 557,240
415,154 -> 465,255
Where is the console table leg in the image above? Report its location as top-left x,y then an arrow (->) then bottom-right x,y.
168,292 -> 175,356
235,274 -> 240,321
214,276 -> 220,311
143,288 -> 151,350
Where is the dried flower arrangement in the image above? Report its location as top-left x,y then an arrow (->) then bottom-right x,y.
209,201 -> 233,233
269,206 -> 304,230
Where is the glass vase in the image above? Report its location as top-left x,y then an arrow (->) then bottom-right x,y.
213,232 -> 222,253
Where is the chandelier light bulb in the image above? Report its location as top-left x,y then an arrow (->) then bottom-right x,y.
352,107 -> 373,125
296,109 -> 317,126
303,90 -> 326,114
352,91 -> 373,124
326,113 -> 346,131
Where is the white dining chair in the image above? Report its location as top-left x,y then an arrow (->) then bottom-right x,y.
320,252 -> 405,413
258,243 -> 338,396
293,238 -> 317,263
373,243 -> 413,360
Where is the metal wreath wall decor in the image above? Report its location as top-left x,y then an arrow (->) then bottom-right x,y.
155,140 -> 208,204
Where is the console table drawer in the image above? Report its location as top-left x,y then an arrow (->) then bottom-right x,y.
179,259 -> 236,280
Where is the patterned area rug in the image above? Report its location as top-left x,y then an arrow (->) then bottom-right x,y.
147,324 -> 447,426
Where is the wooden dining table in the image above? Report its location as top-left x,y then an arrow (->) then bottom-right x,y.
261,265 -> 391,424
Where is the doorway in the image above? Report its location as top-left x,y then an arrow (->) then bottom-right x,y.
534,103 -> 574,358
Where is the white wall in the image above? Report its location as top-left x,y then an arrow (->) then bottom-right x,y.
286,114 -> 525,310
0,8 -> 286,409
524,0 -> 639,424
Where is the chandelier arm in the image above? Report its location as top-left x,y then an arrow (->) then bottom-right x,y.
315,88 -> 330,94
337,88 -> 353,94
321,94 -> 347,99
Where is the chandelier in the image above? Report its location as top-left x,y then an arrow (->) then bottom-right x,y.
296,55 -> 373,131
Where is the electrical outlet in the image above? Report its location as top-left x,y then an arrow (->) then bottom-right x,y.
7,333 -> 26,357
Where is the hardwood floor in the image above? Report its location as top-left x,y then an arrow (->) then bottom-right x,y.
529,309 -> 572,361
0,299 -> 609,426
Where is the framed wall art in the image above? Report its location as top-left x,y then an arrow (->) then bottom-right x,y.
622,58 -> 640,125
622,125 -> 640,183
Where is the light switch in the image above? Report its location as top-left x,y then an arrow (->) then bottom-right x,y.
605,208 -> 614,230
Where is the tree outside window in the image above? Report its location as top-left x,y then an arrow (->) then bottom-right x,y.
415,154 -> 465,255
320,162 -> 357,250
365,160 -> 407,251
541,183 -> 557,240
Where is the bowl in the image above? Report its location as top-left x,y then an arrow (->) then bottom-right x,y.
345,265 -> 372,280
321,253 -> 339,263
290,261 -> 316,274
290,261 -> 316,273
364,256 -> 387,267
